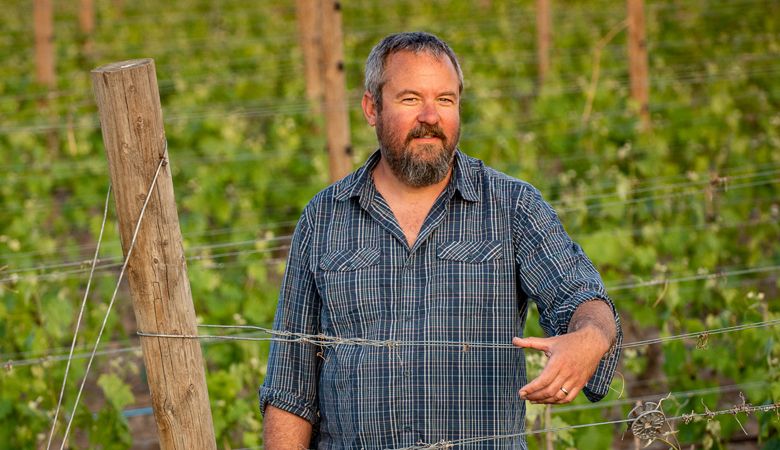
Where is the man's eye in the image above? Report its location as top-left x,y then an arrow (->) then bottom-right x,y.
402,98 -> 418,104
439,98 -> 455,104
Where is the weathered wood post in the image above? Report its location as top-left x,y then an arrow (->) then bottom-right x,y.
536,0 -> 552,87
34,0 -> 55,88
34,0 -> 59,154
321,0 -> 353,182
91,59 -> 216,450
296,0 -> 325,114
79,0 -> 95,56
627,0 -> 650,129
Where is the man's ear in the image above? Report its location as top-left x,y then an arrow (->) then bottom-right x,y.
362,91 -> 377,127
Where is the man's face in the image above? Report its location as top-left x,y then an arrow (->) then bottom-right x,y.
365,51 -> 461,187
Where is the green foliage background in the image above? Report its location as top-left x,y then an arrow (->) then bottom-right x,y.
0,0 -> 778,448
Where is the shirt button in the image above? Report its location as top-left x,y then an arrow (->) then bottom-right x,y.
404,370 -> 411,377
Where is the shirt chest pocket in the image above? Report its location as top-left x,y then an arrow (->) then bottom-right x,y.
432,240 -> 514,311
316,247 -> 385,337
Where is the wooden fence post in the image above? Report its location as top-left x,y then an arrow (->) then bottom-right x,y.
79,0 -> 95,56
296,0 -> 324,114
34,0 -> 55,88
321,0 -> 353,182
34,0 -> 59,154
91,59 -> 216,450
627,0 -> 650,129
536,0 -> 552,86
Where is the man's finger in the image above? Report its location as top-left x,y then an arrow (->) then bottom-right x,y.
528,377 -> 580,404
518,365 -> 560,400
555,384 -> 580,404
512,336 -> 552,354
553,385 -> 568,402
532,386 -> 568,404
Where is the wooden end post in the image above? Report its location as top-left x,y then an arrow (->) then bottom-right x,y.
79,0 -> 95,56
91,59 -> 216,450
536,0 -> 552,87
296,0 -> 325,114
627,0 -> 650,130
34,0 -> 55,88
34,0 -> 58,154
321,0 -> 353,182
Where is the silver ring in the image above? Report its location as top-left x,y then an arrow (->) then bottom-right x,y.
560,387 -> 570,395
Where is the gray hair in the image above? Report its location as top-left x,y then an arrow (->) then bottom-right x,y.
364,32 -> 464,111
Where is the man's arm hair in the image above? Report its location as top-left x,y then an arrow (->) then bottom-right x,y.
568,300 -> 617,354
263,405 -> 313,450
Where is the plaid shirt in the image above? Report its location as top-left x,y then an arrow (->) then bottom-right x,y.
259,150 -> 621,449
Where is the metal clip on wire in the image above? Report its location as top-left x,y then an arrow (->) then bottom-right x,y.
627,401 -> 667,441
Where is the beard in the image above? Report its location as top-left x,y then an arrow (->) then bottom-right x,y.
375,117 -> 460,188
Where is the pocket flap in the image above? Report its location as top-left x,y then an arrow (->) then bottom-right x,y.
319,247 -> 382,271
437,240 -> 504,263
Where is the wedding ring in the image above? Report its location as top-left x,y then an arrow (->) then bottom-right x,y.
560,387 -> 570,395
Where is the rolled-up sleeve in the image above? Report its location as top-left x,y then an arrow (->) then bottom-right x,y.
513,186 -> 622,402
259,207 -> 322,423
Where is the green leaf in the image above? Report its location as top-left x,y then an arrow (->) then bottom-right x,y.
97,374 -> 135,411
579,229 -> 631,267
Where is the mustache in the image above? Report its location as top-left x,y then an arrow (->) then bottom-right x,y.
405,123 -> 447,144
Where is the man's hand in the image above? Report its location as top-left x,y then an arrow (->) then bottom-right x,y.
513,300 -> 616,404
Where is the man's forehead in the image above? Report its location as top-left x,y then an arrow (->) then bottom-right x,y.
382,51 -> 459,86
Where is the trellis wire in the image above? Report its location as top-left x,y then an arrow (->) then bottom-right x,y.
394,401 -> 780,449
4,247 -> 778,291
0,245 -> 292,284
228,397 -> 780,450
3,0 -> 772,63
2,24 -> 775,100
0,43 -> 777,132
135,316 -> 780,351
0,218 -> 298,263
3,1 -> 776,446
608,263 -> 780,292
5,345 -> 140,369
6,0 -> 769,34
557,176 -> 779,215
80,379 -> 774,424
56,156 -> 166,449
556,380 -> 767,414
45,184 -> 111,450
8,140 -> 778,216
7,264 -> 774,370
1,239 -> 292,277
4,56 -> 780,135
4,163 -> 777,279
8,301 -> 777,370
6,32 -> 775,107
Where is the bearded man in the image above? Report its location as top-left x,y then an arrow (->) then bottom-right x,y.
260,31 -> 621,449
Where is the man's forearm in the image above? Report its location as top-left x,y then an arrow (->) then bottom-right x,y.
568,300 -> 617,353
263,405 -> 313,450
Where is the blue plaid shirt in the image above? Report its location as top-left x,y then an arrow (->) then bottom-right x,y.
260,150 -> 621,449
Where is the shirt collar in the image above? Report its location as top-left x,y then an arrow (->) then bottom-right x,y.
451,150 -> 481,203
334,148 -> 481,203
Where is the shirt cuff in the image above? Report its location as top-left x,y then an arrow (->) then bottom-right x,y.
542,292 -> 622,402
258,386 -> 319,425
570,296 -> 622,403
583,330 -> 622,402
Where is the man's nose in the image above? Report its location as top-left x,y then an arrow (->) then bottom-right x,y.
417,101 -> 439,125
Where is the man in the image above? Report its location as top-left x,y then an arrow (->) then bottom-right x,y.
260,32 -> 621,449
